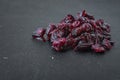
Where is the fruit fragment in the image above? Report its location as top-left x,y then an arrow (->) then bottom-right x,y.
32,28 -> 46,42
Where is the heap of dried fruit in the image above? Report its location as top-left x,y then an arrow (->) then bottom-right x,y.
32,10 -> 114,53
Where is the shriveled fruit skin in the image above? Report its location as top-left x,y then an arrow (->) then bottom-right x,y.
32,28 -> 46,42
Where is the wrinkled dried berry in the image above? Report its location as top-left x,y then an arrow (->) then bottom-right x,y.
46,24 -> 56,40
52,38 -> 67,51
92,44 -> 105,53
32,10 -> 114,53
61,14 -> 75,23
32,28 -> 46,42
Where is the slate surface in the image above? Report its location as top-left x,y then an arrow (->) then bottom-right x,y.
0,0 -> 120,80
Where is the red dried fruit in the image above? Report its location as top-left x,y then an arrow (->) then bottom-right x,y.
32,28 -> 46,42
77,10 -> 95,20
96,19 -> 104,26
32,10 -> 114,53
71,27 -> 83,37
102,23 -> 111,33
102,39 -> 112,50
81,23 -> 93,32
46,24 -> 56,40
92,44 -> 105,53
74,41 -> 92,51
52,38 -> 66,51
61,14 -> 75,23
72,20 -> 81,28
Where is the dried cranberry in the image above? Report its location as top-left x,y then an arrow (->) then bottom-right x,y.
102,23 -> 110,33
102,39 -> 112,50
61,14 -> 75,23
91,44 -> 105,53
72,20 -> 81,28
74,41 -> 92,51
81,23 -> 93,32
32,28 -> 46,42
46,24 -> 56,40
96,19 -> 104,26
71,27 -> 83,37
78,10 -> 95,20
52,38 -> 66,51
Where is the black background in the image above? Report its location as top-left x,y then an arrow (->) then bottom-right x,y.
0,0 -> 120,80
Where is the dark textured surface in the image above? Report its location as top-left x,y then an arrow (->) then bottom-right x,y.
0,0 -> 120,80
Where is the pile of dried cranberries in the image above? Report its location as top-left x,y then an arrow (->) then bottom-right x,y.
32,10 -> 114,53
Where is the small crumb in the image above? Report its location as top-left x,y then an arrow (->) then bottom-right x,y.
51,56 -> 54,60
3,57 -> 8,59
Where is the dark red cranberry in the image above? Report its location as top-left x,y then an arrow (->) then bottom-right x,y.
46,24 -> 56,40
91,44 -> 105,53
81,23 -> 93,32
102,23 -> 110,33
102,39 -> 112,50
50,29 -> 60,42
52,38 -> 66,51
61,14 -> 75,23
71,27 -> 83,37
74,41 -> 92,51
77,10 -> 95,20
32,28 -> 46,42
72,20 -> 81,28
96,19 -> 104,26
